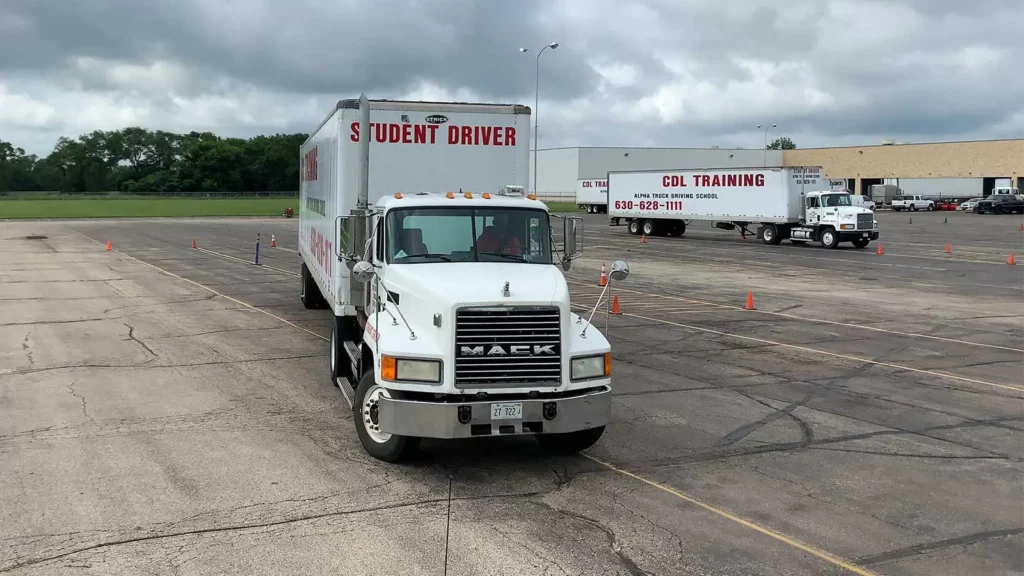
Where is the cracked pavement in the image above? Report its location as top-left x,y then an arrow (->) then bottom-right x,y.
1,211 -> 1022,575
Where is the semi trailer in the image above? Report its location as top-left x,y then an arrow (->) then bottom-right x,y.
575,178 -> 608,213
299,96 -> 626,462
607,166 -> 880,248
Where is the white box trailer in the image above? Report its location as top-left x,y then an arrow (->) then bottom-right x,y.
575,178 -> 608,213
299,96 -> 622,462
607,166 -> 879,248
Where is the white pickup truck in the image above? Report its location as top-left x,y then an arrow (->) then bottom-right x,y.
890,195 -> 935,212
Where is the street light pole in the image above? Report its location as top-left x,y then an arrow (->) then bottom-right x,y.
520,42 -> 559,195
757,123 -> 777,166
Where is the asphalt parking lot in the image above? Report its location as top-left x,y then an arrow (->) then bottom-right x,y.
1,209 -> 1022,575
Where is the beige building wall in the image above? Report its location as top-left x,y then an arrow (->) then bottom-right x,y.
784,139 -> 1024,194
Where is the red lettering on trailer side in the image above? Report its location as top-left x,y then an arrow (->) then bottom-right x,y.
691,173 -> 767,187
662,175 -> 687,187
300,147 -> 318,182
350,122 -> 514,146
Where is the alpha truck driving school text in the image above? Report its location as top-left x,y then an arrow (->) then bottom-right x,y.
608,166 -> 879,249
298,96 -> 621,463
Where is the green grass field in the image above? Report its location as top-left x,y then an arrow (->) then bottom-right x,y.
0,197 -> 580,219
0,198 -> 299,219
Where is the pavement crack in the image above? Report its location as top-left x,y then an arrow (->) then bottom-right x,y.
123,322 -> 158,358
528,500 -> 652,576
0,354 -> 325,379
853,527 -> 1024,567
66,379 -> 93,422
22,332 -> 34,366
0,491 -> 542,573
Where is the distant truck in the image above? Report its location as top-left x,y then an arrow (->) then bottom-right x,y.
298,96 -> 618,463
575,179 -> 608,213
606,166 -> 879,249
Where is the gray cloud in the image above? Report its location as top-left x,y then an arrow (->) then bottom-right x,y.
1,0 -> 1021,157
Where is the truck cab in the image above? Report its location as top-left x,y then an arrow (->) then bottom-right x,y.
792,190 -> 878,248
335,186 -> 623,462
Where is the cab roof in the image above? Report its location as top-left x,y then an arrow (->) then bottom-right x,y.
375,190 -> 549,211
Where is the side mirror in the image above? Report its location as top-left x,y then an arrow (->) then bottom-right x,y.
609,260 -> 629,281
562,216 -> 583,258
351,260 -> 376,284
335,216 -> 361,262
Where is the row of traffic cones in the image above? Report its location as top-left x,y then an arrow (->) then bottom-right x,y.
874,242 -> 1016,264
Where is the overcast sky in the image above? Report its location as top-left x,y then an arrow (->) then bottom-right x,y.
1,0 -> 1022,157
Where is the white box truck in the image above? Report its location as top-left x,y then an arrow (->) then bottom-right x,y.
299,96 -> 627,462
575,178 -> 608,213
607,166 -> 879,248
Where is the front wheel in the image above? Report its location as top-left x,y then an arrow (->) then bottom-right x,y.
353,370 -> 421,463
820,228 -> 839,249
852,238 -> 870,248
535,426 -> 605,455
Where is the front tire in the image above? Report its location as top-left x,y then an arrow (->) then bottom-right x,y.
536,426 -> 605,455
927,204 -> 934,211
353,370 -> 421,463
820,228 -> 839,249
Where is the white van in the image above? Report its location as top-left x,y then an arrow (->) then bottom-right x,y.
850,194 -> 875,211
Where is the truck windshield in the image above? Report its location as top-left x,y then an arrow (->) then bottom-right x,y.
822,194 -> 852,207
385,207 -> 552,264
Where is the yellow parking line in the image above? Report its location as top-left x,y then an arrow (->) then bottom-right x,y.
583,455 -> 881,576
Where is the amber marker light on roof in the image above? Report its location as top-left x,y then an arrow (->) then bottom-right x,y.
446,192 -> 455,199
394,192 -> 403,199
482,193 -> 491,199
464,191 -> 473,198
527,193 -> 537,200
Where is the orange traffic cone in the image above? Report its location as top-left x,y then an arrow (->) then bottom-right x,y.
191,238 -> 197,250
876,243 -> 884,255
105,240 -> 112,251
271,234 -> 277,248
1009,253 -> 1016,266
944,243 -> 951,254
598,263 -> 607,286
610,295 -> 621,315
640,234 -> 647,244
1019,223 -> 1023,231
744,291 -> 755,310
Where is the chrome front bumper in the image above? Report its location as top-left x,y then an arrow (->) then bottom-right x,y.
376,387 -> 612,439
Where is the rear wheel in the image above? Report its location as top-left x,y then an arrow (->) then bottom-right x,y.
761,224 -> 782,245
642,219 -> 656,236
667,220 -> 686,237
536,426 -> 605,455
627,219 -> 641,235
927,204 -> 934,211
353,370 -> 420,463
300,263 -> 325,309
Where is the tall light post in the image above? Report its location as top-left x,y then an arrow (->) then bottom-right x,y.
520,42 -> 559,195
757,123 -> 776,166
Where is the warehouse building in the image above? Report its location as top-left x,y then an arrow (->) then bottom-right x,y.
531,139 -> 1024,201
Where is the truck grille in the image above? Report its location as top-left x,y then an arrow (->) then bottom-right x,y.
454,306 -> 561,388
856,213 -> 874,230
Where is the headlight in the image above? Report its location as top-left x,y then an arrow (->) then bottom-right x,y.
839,224 -> 854,230
571,353 -> 612,381
381,355 -> 441,383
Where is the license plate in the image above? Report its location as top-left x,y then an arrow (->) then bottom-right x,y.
491,402 -> 523,420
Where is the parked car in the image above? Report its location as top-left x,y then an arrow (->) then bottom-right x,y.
959,197 -> 984,211
974,194 -> 1024,214
891,195 -> 935,211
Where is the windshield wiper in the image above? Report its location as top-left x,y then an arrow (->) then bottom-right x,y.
479,252 -> 528,262
403,253 -> 453,261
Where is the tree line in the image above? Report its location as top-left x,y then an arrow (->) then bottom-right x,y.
0,128 -> 308,194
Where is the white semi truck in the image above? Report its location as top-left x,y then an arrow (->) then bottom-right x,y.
299,96 -> 626,462
607,166 -> 880,248
575,178 -> 608,213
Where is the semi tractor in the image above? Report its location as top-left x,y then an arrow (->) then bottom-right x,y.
299,95 -> 625,462
607,166 -> 879,249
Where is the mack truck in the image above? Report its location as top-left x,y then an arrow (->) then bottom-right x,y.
607,166 -> 880,248
298,95 -> 627,462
